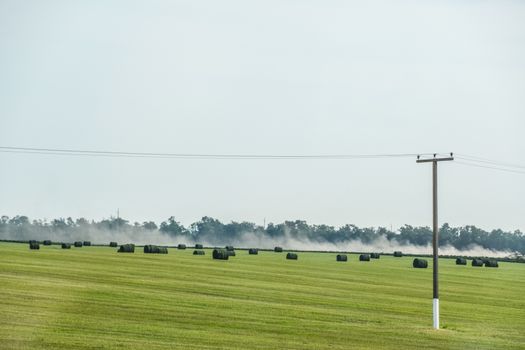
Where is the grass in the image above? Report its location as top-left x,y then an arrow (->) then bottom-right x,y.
0,242 -> 524,350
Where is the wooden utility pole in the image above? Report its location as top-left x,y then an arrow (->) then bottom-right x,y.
417,153 -> 453,329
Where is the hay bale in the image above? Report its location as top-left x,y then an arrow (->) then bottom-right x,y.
370,253 -> 380,259
144,245 -> 168,254
413,258 -> 428,268
29,242 -> 40,250
248,248 -> 258,255
195,244 -> 203,249
274,246 -> 283,252
359,254 -> 370,261
109,242 -> 118,247
393,251 -> 403,257
118,244 -> 135,253
61,243 -> 71,249
336,254 -> 347,262
178,244 -> 186,250
213,249 -> 229,260
74,241 -> 83,247
193,250 -> 205,255
456,257 -> 467,265
225,245 -> 234,251
286,252 -> 298,260
83,241 -> 91,246
472,258 -> 484,267
43,240 -> 52,246
484,259 -> 499,268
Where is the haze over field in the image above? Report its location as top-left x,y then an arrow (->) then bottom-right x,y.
2,215 -> 522,258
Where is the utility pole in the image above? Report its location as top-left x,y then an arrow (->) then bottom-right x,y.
416,153 -> 453,330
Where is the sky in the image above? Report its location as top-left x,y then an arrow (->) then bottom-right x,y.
0,0 -> 524,232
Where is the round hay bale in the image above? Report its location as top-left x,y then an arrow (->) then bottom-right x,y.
225,245 -> 234,251
193,250 -> 205,255
484,259 -> 499,268
195,244 -> 203,249
456,257 -> 467,265
336,254 -> 347,262
472,258 -> 484,267
359,254 -> 370,261
274,247 -> 283,252
43,240 -> 52,246
61,243 -> 71,249
83,241 -> 91,246
370,253 -> 380,259
109,242 -> 118,247
286,253 -> 298,260
29,242 -> 40,250
248,248 -> 258,255
74,241 -> 83,247
178,244 -> 186,250
118,244 -> 135,253
144,245 -> 168,254
413,258 -> 428,268
213,249 -> 229,260
393,251 -> 403,257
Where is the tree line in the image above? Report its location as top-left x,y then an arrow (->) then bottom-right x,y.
1,215 -> 523,254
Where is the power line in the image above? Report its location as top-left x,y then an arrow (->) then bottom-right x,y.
2,147 -> 523,176
455,160 -> 525,175
0,146 -> 435,160
455,154 -> 525,170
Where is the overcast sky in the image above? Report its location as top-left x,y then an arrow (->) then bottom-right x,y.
1,0 -> 524,232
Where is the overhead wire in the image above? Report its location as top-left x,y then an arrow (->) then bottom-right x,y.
0,146 -> 432,160
1,146 -> 523,176
455,153 -> 525,170
454,160 -> 525,175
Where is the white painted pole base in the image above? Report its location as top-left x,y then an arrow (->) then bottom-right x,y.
433,298 -> 440,329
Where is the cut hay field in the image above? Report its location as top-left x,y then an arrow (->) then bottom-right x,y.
0,242 -> 524,350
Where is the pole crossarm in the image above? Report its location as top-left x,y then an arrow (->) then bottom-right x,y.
416,157 -> 454,163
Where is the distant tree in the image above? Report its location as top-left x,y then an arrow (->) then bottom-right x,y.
224,221 -> 257,241
96,217 -> 129,230
159,217 -> 188,236
9,215 -> 29,226
265,223 -> 284,238
52,218 -> 68,230
397,225 -> 432,246
188,216 -> 227,243
76,218 -> 90,226
142,221 -> 158,230
439,223 -> 457,247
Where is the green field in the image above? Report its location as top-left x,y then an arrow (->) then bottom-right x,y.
0,242 -> 524,350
